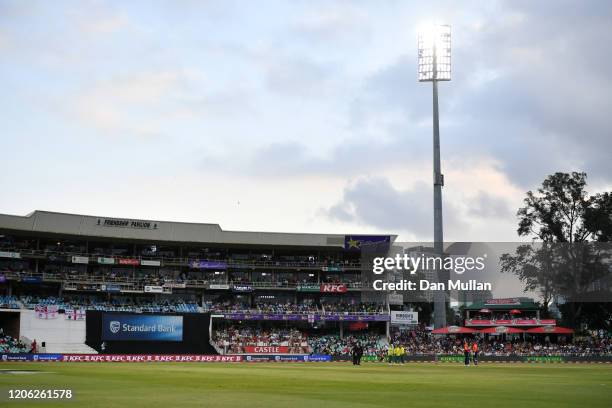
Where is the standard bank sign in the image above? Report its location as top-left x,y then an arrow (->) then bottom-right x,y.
102,314 -> 183,342
110,320 -> 121,333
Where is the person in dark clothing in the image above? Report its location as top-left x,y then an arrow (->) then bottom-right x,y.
351,343 -> 362,365
356,344 -> 364,365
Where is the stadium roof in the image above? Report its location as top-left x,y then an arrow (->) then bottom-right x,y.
464,298 -> 539,311
0,210 -> 396,248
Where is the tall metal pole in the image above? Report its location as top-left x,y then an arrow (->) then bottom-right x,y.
433,81 -> 443,251
432,40 -> 446,328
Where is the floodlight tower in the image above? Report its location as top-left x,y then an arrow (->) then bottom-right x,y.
418,24 -> 451,328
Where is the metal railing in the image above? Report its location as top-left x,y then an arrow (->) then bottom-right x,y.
0,270 -> 366,291
0,247 -> 365,269
210,308 -> 387,316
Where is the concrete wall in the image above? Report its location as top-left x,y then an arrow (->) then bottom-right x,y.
1,210 -> 396,247
19,309 -> 85,346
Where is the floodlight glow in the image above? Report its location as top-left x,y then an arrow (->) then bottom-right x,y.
418,24 -> 451,82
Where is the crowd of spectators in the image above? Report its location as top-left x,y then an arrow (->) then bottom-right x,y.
253,301 -> 318,314
203,300 -> 387,315
40,267 -> 201,285
0,331 -> 28,353
212,327 -> 386,356
321,302 -> 386,314
19,295 -> 199,313
389,324 -> 434,354
0,235 -> 360,267
203,301 -> 249,312
204,300 -> 319,313
0,296 -> 20,309
477,337 -> 612,356
2,267 -> 366,289
308,333 -> 385,357
226,274 -> 362,287
213,326 -> 309,354
389,325 -> 612,356
468,312 -> 538,321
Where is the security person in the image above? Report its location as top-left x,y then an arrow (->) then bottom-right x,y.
356,343 -> 364,365
463,341 -> 470,366
351,343 -> 359,366
472,341 -> 479,366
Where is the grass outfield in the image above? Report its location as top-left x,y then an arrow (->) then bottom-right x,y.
0,362 -> 611,407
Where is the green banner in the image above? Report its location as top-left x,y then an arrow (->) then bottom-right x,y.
322,266 -> 343,272
523,356 -> 565,363
438,355 -> 464,362
296,284 -> 319,292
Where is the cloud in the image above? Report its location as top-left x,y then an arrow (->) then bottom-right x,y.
76,12 -> 130,35
66,68 -> 256,139
264,56 -> 335,98
292,3 -> 371,41
321,158 -> 524,241
323,177 -> 463,238
467,191 -> 513,219
0,30 -> 8,50
1,0 -> 611,242
71,71 -> 189,137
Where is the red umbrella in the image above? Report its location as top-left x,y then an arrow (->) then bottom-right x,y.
479,326 -> 524,334
479,308 -> 492,313
509,309 -> 522,314
431,326 -> 477,334
526,326 -> 574,334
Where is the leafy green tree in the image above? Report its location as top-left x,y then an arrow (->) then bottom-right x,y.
502,172 -> 612,329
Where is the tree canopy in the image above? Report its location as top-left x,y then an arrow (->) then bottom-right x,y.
501,172 -> 612,329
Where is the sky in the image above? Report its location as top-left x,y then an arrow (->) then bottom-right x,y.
1,0 -> 611,242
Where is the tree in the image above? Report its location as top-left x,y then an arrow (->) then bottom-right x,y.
584,192 -> 612,242
500,243 -> 557,315
502,172 -> 612,329
518,172 -> 596,242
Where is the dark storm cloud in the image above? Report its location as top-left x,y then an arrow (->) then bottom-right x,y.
324,177 -> 467,237
236,137 -> 430,178
192,0 -> 612,238
227,1 -> 612,188
452,0 -> 612,186
349,55 -> 432,127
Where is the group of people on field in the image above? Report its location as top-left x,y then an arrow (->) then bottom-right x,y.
385,339 -> 480,365
386,344 -> 408,363
463,340 -> 479,366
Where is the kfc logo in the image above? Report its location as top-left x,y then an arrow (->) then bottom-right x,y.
320,284 -> 348,293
